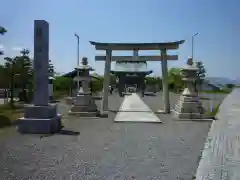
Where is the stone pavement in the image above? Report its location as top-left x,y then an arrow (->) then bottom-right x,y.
0,92 -> 226,180
114,93 -> 162,123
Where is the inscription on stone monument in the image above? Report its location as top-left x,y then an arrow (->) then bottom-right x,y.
36,27 -> 42,38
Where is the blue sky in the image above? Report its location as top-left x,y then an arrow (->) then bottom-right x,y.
0,0 -> 239,79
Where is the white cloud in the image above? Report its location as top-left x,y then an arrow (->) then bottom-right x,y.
12,47 -> 23,51
0,44 -> 4,49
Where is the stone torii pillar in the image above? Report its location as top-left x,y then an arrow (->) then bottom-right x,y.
159,49 -> 170,113
101,49 -> 112,114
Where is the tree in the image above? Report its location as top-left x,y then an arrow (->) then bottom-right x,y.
0,26 -> 7,35
226,83 -> 235,89
168,68 -> 183,92
4,48 -> 33,104
54,76 -> 72,91
195,61 -> 206,92
48,59 -> 55,76
4,56 -> 16,105
20,48 -> 29,56
0,64 -> 8,88
0,26 -> 7,55
16,49 -> 33,101
109,73 -> 117,86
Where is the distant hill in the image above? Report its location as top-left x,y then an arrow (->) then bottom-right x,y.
206,77 -> 239,87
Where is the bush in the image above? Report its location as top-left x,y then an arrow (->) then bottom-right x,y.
0,104 -> 23,128
0,113 -> 12,128
90,79 -> 103,93
54,76 -> 72,91
53,90 -> 68,100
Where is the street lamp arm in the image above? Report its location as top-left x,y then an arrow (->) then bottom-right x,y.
192,32 -> 198,37
74,33 -> 79,38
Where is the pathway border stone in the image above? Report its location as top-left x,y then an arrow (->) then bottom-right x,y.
196,88 -> 240,180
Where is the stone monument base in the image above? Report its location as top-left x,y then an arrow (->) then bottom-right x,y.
172,94 -> 212,121
16,104 -> 62,134
68,93 -> 99,117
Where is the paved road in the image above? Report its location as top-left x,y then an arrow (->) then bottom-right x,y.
0,92 -> 226,180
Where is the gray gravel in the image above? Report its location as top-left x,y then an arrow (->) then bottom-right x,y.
0,92 -> 226,180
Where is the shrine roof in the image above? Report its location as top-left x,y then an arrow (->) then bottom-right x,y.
111,61 -> 152,75
90,40 -> 185,50
62,70 -> 100,79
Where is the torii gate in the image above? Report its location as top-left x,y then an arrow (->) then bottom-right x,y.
90,40 -> 185,115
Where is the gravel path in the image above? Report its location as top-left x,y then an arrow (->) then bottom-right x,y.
0,92 -> 226,180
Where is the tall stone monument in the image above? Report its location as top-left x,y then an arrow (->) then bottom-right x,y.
172,57 -> 207,120
68,57 -> 99,116
17,20 -> 62,133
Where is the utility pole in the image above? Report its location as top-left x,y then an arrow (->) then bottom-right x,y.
192,32 -> 198,60
192,32 -> 199,94
74,33 -> 80,66
74,33 -> 80,91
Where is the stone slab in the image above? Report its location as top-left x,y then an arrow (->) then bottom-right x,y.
74,95 -> 95,106
118,93 -> 152,112
69,93 -> 99,116
175,103 -> 205,114
70,105 -> 98,113
16,114 -> 62,134
196,89 -> 240,180
172,110 -> 212,121
114,111 -> 162,122
24,104 -> 57,119
68,111 -> 99,117
114,93 -> 162,123
180,95 -> 200,102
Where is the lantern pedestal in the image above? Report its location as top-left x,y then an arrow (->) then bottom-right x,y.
68,58 -> 99,117
172,58 -> 210,120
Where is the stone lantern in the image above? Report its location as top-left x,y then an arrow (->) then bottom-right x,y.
172,57 -> 207,120
68,57 -> 99,116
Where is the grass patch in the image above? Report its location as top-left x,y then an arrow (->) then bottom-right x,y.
207,103 -> 221,119
0,103 -> 23,128
53,90 -> 68,100
203,89 -> 232,94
